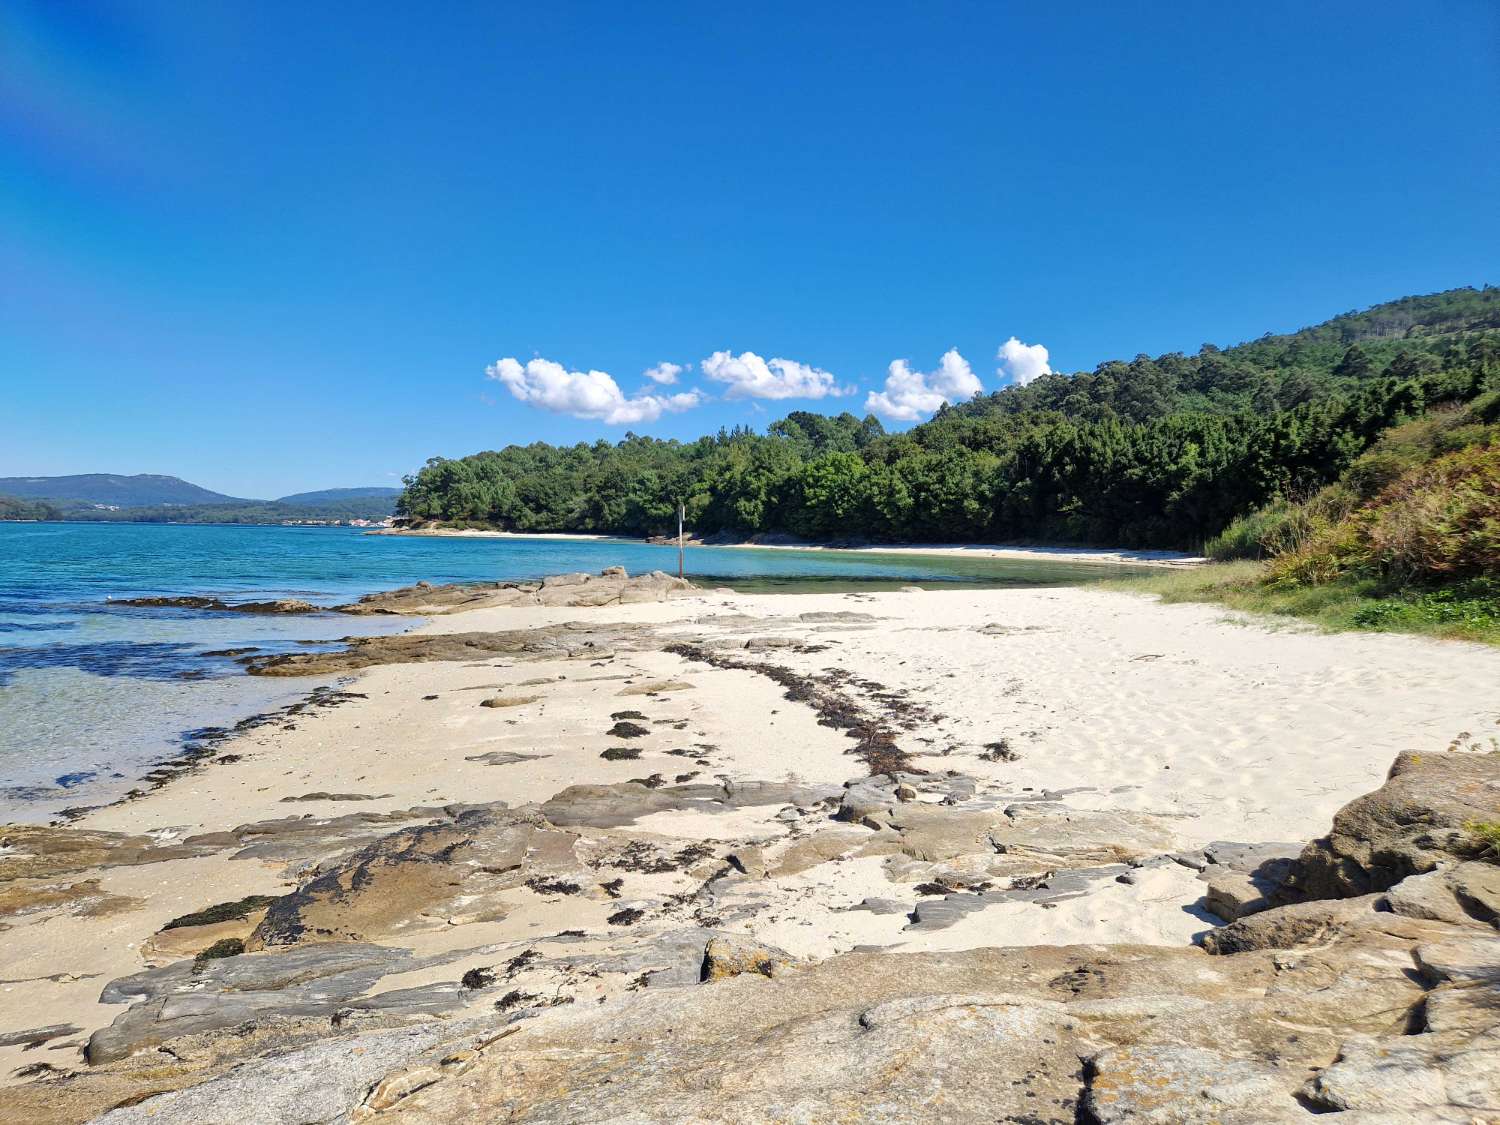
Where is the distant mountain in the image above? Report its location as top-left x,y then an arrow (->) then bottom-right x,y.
0,473 -> 246,507
275,487 -> 402,506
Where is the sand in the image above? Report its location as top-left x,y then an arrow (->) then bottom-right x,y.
3,582 -> 1497,1085
717,540 -> 1207,566
373,526 -> 1205,565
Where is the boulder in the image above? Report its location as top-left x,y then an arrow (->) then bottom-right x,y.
1300,1029 -> 1500,1116
1288,750 -> 1500,900
700,935 -> 794,981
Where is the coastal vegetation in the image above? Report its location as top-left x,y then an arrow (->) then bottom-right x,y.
57,497 -> 399,525
1110,389 -> 1500,643
399,287 -> 1498,551
398,286 -> 1499,641
0,495 -> 61,521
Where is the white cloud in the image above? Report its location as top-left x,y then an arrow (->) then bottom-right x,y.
643,361 -> 683,385
865,348 -> 982,422
996,337 -> 1051,386
486,357 -> 702,425
700,350 -> 843,400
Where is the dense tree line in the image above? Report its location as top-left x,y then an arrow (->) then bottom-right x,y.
52,497 -> 398,524
11,498 -> 397,525
399,288 -> 1500,550
0,495 -> 62,521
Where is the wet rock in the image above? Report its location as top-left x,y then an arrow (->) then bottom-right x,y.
112,596 -> 319,614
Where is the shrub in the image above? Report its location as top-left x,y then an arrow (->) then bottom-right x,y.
1266,441 -> 1499,587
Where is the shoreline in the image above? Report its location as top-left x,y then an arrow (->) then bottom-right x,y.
372,526 -> 1207,567
717,539 -> 1207,567
5,576 -> 1498,1118
364,527 -> 623,541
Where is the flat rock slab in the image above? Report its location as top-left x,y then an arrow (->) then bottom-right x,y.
87,942 -> 469,1064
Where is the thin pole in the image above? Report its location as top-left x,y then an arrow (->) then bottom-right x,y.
677,502 -> 685,580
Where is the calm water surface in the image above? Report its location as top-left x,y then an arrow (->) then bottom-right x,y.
0,522 -> 1140,820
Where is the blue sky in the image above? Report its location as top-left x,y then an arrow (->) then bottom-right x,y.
2,1 -> 1496,499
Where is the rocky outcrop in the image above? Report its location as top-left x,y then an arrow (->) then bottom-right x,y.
77,921 -> 1494,1124
111,596 -> 320,614
5,726 -> 1497,1124
84,943 -> 470,1065
246,805 -> 576,947
244,621 -> 661,676
335,568 -> 694,616
1287,749 -> 1500,900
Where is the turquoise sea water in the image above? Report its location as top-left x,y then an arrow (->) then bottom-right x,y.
0,522 -> 1140,820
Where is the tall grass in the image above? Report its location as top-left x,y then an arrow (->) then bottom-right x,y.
1110,400 -> 1500,645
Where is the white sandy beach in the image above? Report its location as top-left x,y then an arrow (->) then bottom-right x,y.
374,526 -> 1207,566
2,579 -> 1496,1095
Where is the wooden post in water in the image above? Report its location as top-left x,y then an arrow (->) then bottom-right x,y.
677,503 -> 685,580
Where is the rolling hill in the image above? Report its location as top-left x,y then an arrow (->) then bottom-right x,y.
0,473 -> 245,507
0,476 -> 401,523
275,487 -> 402,506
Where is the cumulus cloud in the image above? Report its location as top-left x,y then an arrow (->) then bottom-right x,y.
865,348 -> 982,422
486,357 -> 702,425
996,337 -> 1051,386
700,350 -> 843,400
643,361 -> 683,385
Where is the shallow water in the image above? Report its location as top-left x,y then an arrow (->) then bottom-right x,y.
0,522 -> 1142,819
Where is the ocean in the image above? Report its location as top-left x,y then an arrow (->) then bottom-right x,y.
0,522 -> 1136,820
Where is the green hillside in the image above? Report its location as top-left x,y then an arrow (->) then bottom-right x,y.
276,487 -> 402,506
0,473 -> 244,507
399,285 -> 1499,551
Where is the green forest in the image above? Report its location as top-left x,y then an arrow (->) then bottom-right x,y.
398,287 -> 1500,552
0,496 -> 62,521
0,497 -> 397,525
